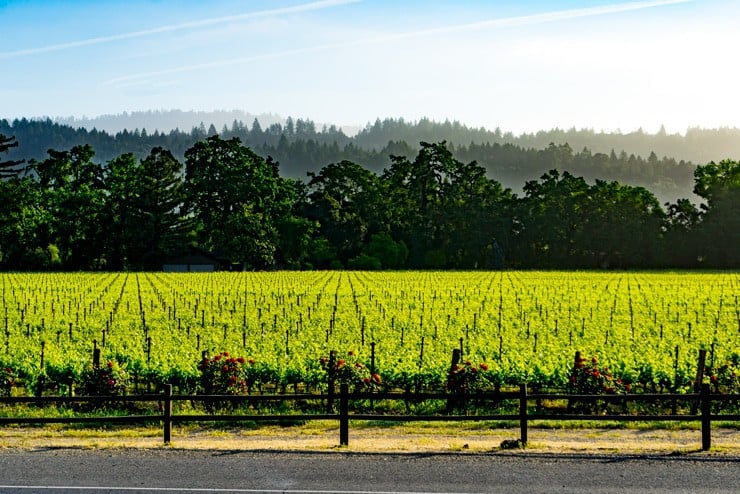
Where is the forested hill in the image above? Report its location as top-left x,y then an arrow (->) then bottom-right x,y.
44,111 -> 740,166
4,114 -> 739,203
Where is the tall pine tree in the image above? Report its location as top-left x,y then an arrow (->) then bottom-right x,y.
0,134 -> 24,178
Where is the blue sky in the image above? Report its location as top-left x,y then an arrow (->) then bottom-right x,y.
1,0 -> 738,133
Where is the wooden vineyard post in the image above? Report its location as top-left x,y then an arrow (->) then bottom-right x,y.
370,342 -> 376,409
93,340 -> 100,368
519,383 -> 528,447
37,341 -> 46,397
339,382 -> 349,447
446,348 -> 462,413
163,384 -> 173,444
327,350 -> 337,413
691,349 -> 707,414
672,345 -> 680,415
694,349 -> 707,392
701,383 -> 711,451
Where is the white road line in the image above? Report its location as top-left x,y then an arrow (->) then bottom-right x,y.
0,487 -> 481,494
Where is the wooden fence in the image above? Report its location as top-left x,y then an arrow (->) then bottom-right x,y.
1,383 -> 738,451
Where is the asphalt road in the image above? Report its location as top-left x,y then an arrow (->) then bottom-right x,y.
0,449 -> 738,494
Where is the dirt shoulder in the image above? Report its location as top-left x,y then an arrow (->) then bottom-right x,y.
1,423 -> 739,455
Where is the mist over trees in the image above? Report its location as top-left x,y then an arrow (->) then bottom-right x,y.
52,110 -> 285,136
1,129 -> 738,271
5,114 -> 739,204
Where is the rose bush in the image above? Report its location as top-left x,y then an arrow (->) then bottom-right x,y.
1,366 -> 14,397
447,360 -> 492,394
198,351 -> 249,395
567,355 -> 628,395
320,350 -> 381,392
77,360 -> 130,397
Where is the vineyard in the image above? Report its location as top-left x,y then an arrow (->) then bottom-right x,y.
1,271 -> 738,397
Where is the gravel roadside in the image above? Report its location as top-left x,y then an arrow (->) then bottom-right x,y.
2,425 -> 739,455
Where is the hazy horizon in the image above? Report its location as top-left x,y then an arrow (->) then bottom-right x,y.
9,108 -> 740,140
3,0 -> 740,134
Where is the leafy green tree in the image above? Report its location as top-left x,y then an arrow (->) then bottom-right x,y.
383,142 -> 512,268
514,171 -> 664,268
513,170 -> 590,267
305,160 -> 385,265
104,148 -> 191,270
103,153 -> 140,269
0,177 -> 45,268
382,142 -> 456,267
185,136 -> 296,268
441,156 -> 513,268
31,145 -> 106,269
663,198 -> 701,267
347,253 -> 382,270
273,179 -> 316,268
692,160 -> 740,267
583,180 -> 664,268
305,237 -> 339,269
275,214 -> 315,269
129,148 -> 191,269
0,134 -> 33,266
361,232 -> 408,269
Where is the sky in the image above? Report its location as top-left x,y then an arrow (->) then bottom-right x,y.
1,0 -> 739,134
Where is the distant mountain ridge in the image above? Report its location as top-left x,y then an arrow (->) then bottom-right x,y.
43,110 -> 740,166
53,110 -> 285,135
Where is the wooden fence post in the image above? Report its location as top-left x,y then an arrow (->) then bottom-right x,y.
519,383 -> 528,447
163,384 -> 173,444
339,382 -> 349,447
700,383 -> 711,451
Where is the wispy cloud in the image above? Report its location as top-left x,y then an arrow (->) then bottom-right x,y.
107,0 -> 691,88
0,0 -> 359,60
385,0 -> 691,39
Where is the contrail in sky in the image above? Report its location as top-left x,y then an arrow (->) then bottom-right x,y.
0,0 -> 359,60
388,0 -> 691,38
107,0 -> 691,88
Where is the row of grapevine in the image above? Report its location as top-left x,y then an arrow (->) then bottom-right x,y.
1,271 -> 738,395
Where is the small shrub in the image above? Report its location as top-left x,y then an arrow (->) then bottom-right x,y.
320,351 -> 381,392
567,355 -> 627,395
447,361 -> 492,394
198,352 -> 249,395
78,360 -> 130,397
1,367 -> 14,397
567,355 -> 627,414
706,352 -> 740,394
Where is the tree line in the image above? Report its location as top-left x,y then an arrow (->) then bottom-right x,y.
0,133 -> 737,271
0,117 -> 704,204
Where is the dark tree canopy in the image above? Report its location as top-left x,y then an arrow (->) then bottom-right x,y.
0,133 -> 736,270
690,160 -> 740,267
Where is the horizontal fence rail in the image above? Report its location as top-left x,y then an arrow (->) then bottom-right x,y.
1,383 -> 738,451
